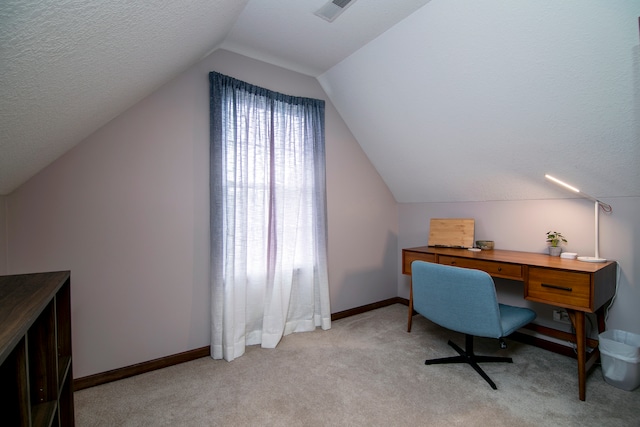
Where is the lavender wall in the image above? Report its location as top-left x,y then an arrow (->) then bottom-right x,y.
6,50 -> 398,378
398,198 -> 640,338
0,196 -> 6,275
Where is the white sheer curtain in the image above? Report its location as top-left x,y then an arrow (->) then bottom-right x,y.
209,72 -> 331,361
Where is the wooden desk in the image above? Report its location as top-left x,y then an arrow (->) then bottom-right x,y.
402,246 -> 617,401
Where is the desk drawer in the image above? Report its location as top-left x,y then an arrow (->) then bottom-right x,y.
527,267 -> 591,310
403,251 -> 436,274
438,256 -> 523,281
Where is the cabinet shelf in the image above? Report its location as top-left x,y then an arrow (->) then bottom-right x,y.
0,271 -> 74,427
31,401 -> 57,427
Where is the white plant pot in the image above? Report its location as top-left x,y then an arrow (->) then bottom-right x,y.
548,246 -> 562,256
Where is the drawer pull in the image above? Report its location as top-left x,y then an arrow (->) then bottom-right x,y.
541,283 -> 572,292
497,267 -> 502,272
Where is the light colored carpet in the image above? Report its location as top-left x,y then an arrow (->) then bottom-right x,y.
75,304 -> 639,426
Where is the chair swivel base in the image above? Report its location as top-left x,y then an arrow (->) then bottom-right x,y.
424,334 -> 512,390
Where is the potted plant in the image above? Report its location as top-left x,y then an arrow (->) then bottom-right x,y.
546,231 -> 567,256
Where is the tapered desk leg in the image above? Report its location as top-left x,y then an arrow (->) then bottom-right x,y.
569,310 -> 587,401
596,305 -> 607,334
407,278 -> 413,332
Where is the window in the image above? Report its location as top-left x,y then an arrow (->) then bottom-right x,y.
209,72 -> 331,361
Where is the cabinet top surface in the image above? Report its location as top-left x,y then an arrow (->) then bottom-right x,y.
0,271 -> 70,365
403,246 -> 616,273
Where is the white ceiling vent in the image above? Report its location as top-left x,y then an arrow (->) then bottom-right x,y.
314,0 -> 358,23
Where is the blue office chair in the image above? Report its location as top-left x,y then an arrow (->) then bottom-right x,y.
411,260 -> 536,389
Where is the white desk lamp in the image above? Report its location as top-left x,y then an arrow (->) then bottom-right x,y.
545,174 -> 611,263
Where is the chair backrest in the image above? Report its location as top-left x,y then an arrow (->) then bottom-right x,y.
411,261 -> 504,339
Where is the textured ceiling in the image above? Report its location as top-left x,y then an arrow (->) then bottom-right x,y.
0,0 -> 429,196
221,0 -> 432,77
319,0 -> 640,202
1,0 -> 638,203
0,0 -> 248,195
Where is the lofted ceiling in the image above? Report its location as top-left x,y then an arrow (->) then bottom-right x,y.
0,0 -> 247,195
319,0 -> 640,202
0,0 -> 429,196
221,0 -> 432,77
1,0 -> 638,202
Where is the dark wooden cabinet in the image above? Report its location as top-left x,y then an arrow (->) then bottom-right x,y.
0,271 -> 74,426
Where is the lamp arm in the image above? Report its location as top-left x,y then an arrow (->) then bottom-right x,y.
580,191 -> 612,212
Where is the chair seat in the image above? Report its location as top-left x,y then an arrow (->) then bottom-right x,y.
499,304 -> 537,337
